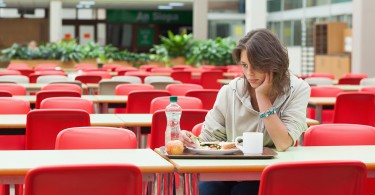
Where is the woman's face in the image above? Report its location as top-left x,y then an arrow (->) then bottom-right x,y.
240,50 -> 266,88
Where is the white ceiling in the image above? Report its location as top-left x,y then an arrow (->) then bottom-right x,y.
0,0 -> 195,10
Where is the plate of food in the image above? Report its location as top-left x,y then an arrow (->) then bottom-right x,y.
186,141 -> 241,155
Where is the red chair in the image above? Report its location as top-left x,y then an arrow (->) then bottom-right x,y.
7,63 -> 30,70
81,71 -> 112,79
303,123 -> 375,195
41,83 -> 82,95
333,92 -> 375,125
35,90 -> 81,109
34,64 -> 59,71
126,90 -> 170,113
116,67 -> 138,76
24,164 -> 142,195
308,86 -> 343,124
170,70 -> 192,83
309,73 -> 335,79
304,124 -> 375,146
150,96 -> 203,113
192,123 -> 203,136
343,73 -> 368,79
0,90 -> 12,97
360,86 -> 375,95
0,70 -> 21,76
150,67 -> 173,73
185,89 -> 219,110
114,84 -> 155,113
149,109 -> 208,149
125,71 -> 151,83
338,77 -> 363,85
40,97 -> 94,114
0,97 -> 30,114
172,65 -> 192,70
75,75 -> 102,84
55,127 -> 136,149
199,71 -> 224,89
29,71 -> 66,83
166,83 -> 203,96
26,109 -> 90,150
102,64 -> 122,71
139,64 -> 159,72
74,64 -> 96,71
0,97 -> 30,150
258,161 -> 367,195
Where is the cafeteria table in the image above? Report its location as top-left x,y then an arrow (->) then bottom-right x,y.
156,145 -> 375,195
0,149 -> 174,195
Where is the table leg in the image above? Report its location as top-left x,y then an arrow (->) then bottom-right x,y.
183,173 -> 199,195
315,105 -> 322,123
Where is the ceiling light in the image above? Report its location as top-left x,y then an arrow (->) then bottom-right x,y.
169,2 -> 184,7
158,5 -> 173,10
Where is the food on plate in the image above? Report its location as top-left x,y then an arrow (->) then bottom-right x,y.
199,142 -> 236,150
165,140 -> 184,155
190,134 -> 237,150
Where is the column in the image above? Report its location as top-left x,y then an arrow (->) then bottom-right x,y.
245,0 -> 267,33
49,0 -> 62,42
352,0 -> 375,77
193,0 -> 208,40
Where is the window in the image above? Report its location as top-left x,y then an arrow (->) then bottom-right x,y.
267,0 -> 282,12
284,0 -> 303,10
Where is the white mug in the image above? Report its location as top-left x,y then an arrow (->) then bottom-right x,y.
235,132 -> 263,155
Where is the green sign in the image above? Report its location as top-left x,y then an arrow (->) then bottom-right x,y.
107,10 -> 192,24
137,28 -> 154,47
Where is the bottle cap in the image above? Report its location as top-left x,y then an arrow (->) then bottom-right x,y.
170,96 -> 177,102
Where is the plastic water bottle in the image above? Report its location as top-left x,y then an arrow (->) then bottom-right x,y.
165,96 -> 182,145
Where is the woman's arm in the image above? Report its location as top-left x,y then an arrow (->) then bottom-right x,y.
256,73 -> 309,151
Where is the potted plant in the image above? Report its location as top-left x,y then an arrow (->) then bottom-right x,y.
187,37 -> 236,66
151,30 -> 194,67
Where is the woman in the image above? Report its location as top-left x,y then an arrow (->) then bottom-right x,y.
180,28 -> 310,195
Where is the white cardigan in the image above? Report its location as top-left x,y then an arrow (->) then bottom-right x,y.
199,74 -> 310,147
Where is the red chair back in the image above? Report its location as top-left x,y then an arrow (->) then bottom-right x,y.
309,73 -> 335,79
35,90 -> 81,109
40,97 -> 94,114
26,109 -> 90,150
81,71 -> 112,79
170,70 -> 192,83
75,75 -> 102,84
126,90 -> 170,113
304,124 -> 375,146
0,90 -> 12,97
42,83 -> 82,95
0,97 -> 30,114
0,83 -> 27,95
166,83 -> 203,96
0,70 -> 21,76
308,86 -> 343,123
150,96 -> 203,113
29,71 -> 66,83
24,164 -> 142,195
343,73 -> 368,79
360,86 -> 375,95
258,161 -> 367,195
338,77 -> 363,85
0,98 -> 30,150
333,92 -> 375,125
185,89 -> 219,110
115,84 -> 154,95
200,71 -> 224,89
149,109 -> 208,149
125,71 -> 151,83
55,127 -> 136,149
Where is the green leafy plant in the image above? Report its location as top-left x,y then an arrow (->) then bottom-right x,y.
187,37 -> 236,66
151,30 -> 194,66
